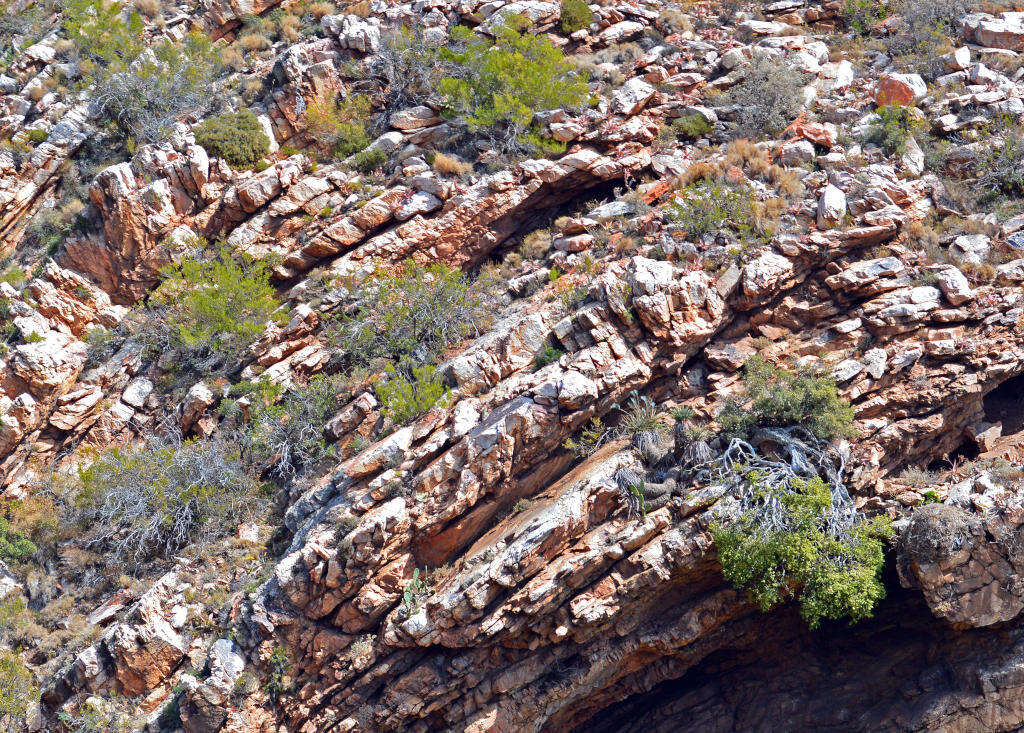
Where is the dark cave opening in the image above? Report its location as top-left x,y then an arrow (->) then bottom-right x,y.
983,373 -> 1024,437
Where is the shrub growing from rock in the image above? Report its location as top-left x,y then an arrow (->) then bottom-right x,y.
0,515 -> 36,564
865,104 -> 924,156
560,0 -> 593,33
195,109 -> 271,168
437,15 -> 590,154
375,364 -> 450,424
712,474 -> 891,628
331,260 -> 496,375
139,245 -> 284,376
72,435 -> 264,566
725,53 -> 806,140
0,650 -> 37,731
718,355 -> 854,441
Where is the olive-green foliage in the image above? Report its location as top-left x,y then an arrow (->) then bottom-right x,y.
725,53 -> 806,140
141,245 -> 283,375
534,344 -> 563,369
978,129 -> 1024,199
841,0 -> 895,34
719,355 -> 855,441
0,649 -> 38,731
74,437 -> 264,566
194,109 -> 270,169
560,0 -> 594,33
712,475 -> 891,628
304,91 -> 371,158
667,179 -> 760,240
672,114 -> 714,140
331,260 -> 494,375
437,15 -> 590,153
865,104 -> 925,156
375,365 -> 450,424
62,1 -> 222,143
0,516 -> 36,564
245,374 -> 345,478
351,146 -> 387,173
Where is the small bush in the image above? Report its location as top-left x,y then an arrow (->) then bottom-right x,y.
977,131 -> 1024,199
0,650 -> 37,731
718,355 -> 855,441
437,15 -> 591,154
245,374 -> 345,479
0,515 -> 36,564
667,179 -> 763,241
304,91 -> 371,158
534,344 -> 563,369
85,29 -> 224,144
73,435 -> 264,566
352,146 -> 387,173
375,365 -> 449,424
194,109 -> 270,168
725,54 -> 806,140
672,114 -> 713,140
25,129 -> 48,144
562,417 -> 609,458
712,474 -> 891,628
865,104 -> 924,156
560,0 -> 594,33
330,260 -> 495,374
883,0 -> 968,76
139,245 -> 284,376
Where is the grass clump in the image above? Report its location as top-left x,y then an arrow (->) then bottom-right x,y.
194,109 -> 270,169
719,355 -> 855,441
560,0 -> 594,33
139,244 -> 284,376
712,474 -> 891,628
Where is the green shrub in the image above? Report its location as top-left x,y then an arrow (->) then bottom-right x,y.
331,260 -> 495,374
140,245 -> 284,375
73,436 -> 264,566
667,179 -> 761,241
718,355 -> 855,441
437,15 -> 590,154
0,650 -> 37,731
534,344 -> 563,369
562,416 -> 608,458
86,30 -> 224,144
194,109 -> 270,168
25,129 -> 48,144
713,475 -> 890,628
978,131 -> 1024,199
725,53 -> 806,140
351,146 -> 387,173
560,0 -> 593,33
672,114 -> 714,140
865,104 -> 924,156
304,91 -> 371,158
244,374 -> 345,479
62,0 -> 143,67
375,365 -> 449,424
0,516 -> 36,564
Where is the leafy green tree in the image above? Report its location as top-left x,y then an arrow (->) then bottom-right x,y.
560,0 -> 594,33
437,15 -> 590,154
713,474 -> 890,628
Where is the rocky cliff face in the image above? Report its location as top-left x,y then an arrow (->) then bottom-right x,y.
3,0 -> 1024,730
